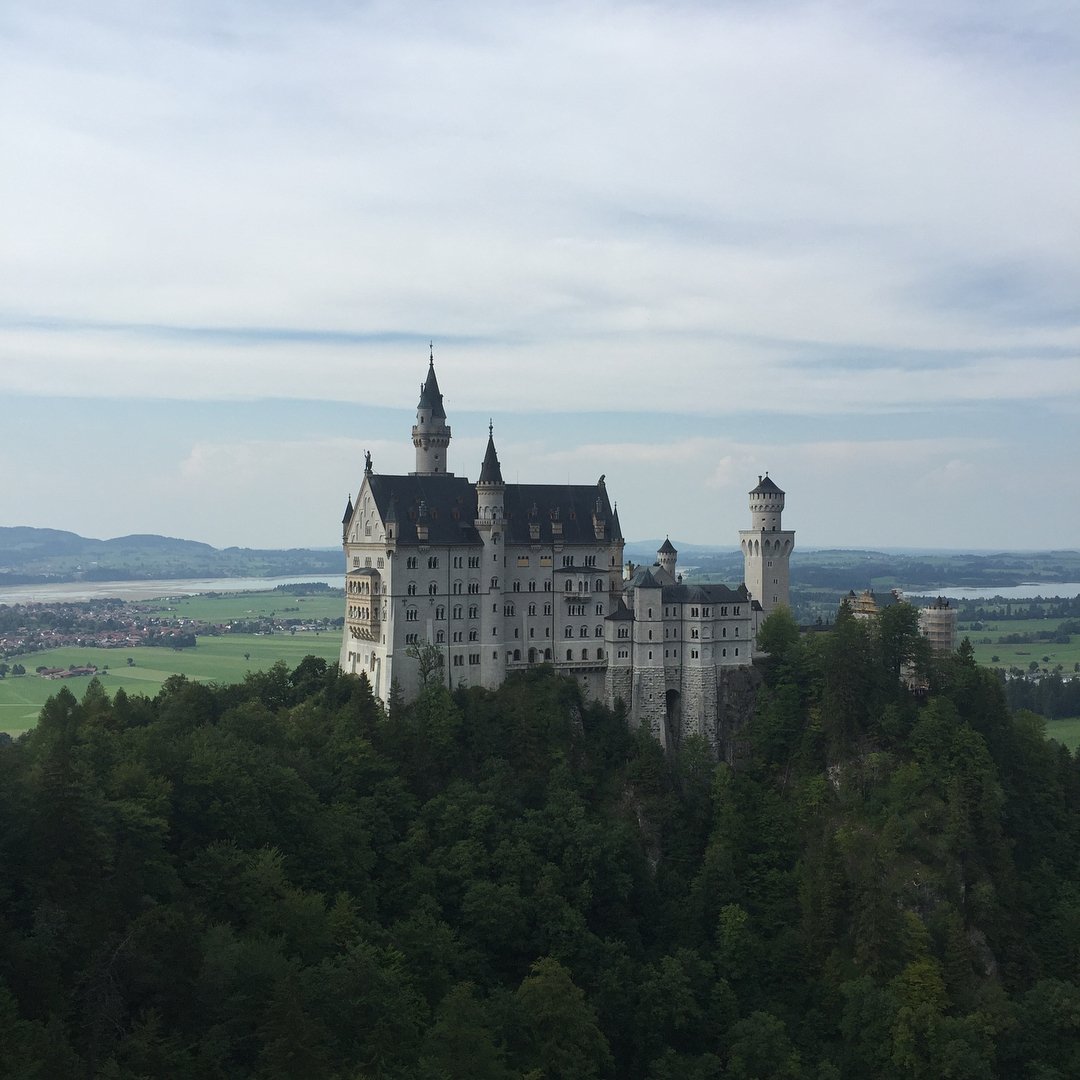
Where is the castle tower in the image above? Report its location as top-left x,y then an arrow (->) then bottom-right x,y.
411,349 -> 453,475
656,538 -> 677,581
475,422 -> 504,523
474,423 -> 506,689
739,474 -> 795,615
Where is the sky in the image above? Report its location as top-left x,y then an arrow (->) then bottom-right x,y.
0,0 -> 1076,551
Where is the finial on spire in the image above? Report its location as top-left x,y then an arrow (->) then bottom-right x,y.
488,418 -> 493,437
429,341 -> 434,364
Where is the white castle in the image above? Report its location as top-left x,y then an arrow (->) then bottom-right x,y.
340,355 -> 795,748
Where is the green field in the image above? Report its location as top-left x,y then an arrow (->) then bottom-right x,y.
0,632 -> 341,736
135,590 -> 343,623
1044,718 -> 1080,752
960,618 -> 1080,675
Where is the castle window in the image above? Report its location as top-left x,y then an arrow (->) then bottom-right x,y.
648,630 -> 652,640
565,581 -> 574,592
691,629 -> 699,639
595,604 -> 603,615
518,556 -> 529,567
721,606 -> 728,616
435,605 -> 445,620
407,583 -> 417,596
735,647 -> 739,655
529,627 -> 534,637
734,606 -> 740,615
565,627 -> 573,638
454,556 -> 463,568
702,607 -> 710,617
469,605 -> 478,618
468,582 -> 479,594
691,607 -> 698,617
596,648 -> 603,659
406,632 -> 419,644
365,557 -> 372,567
544,581 -> 552,592
540,556 -> 552,567
406,608 -> 418,622
504,604 -> 515,616
692,649 -> 699,659
585,555 -> 595,566
453,581 -> 463,594
734,627 -> 739,636
491,577 -> 499,588
595,626 -> 603,637
528,604 -> 536,616
722,627 -> 727,637
469,629 -> 478,641
352,556 -> 360,567
618,649 -> 628,658
562,555 -> 574,567
513,581 -> 521,592
595,579 -> 603,591
722,648 -> 726,657
436,630 -> 445,643
648,651 -> 652,659
544,603 -> 553,615
428,556 -> 439,569
648,609 -> 652,618
618,627 -> 629,638
566,650 -> 573,661
514,649 -> 521,661
469,653 -> 480,665
545,648 -> 552,660
429,582 -> 438,595
468,556 -> 480,568
529,580 -> 536,592
493,651 -> 498,659
453,631 -> 463,643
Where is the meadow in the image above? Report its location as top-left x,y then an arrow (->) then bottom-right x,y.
134,589 -> 344,623
0,631 -> 341,736
960,617 -> 1080,674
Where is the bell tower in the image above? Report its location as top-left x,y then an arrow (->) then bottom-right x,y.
411,347 -> 453,476
739,474 -> 794,614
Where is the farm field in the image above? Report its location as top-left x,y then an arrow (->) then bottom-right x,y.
1045,718 -> 1080,752
136,589 -> 343,623
960,618 -> 1080,674
0,632 -> 342,736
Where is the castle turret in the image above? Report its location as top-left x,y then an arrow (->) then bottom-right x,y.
411,348 -> 453,475
739,474 -> 795,615
475,422 -> 505,524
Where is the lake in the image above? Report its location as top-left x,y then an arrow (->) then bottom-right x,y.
0,575 -> 347,604
904,583 -> 1080,601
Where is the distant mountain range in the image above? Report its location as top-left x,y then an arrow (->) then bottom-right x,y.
0,527 -> 344,585
2,527 -> 1078,592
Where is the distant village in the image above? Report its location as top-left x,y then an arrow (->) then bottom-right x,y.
0,600 -> 343,663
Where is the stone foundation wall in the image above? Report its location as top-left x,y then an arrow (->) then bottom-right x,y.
606,667 -> 633,717
680,666 -> 720,752
632,668 -> 669,745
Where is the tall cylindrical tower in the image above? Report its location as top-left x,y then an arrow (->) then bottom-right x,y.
739,474 -> 795,615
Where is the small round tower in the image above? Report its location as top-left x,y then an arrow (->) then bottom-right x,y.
475,421 -> 505,524
749,474 -> 785,531
411,347 -> 453,475
657,538 -> 677,580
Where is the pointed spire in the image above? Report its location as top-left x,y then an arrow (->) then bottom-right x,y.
416,349 -> 446,419
479,423 -> 503,484
611,501 -> 623,541
342,495 -> 354,525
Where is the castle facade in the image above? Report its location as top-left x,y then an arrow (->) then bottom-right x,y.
339,356 -> 794,748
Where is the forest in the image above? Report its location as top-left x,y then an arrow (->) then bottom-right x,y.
2,604 -> 1080,1079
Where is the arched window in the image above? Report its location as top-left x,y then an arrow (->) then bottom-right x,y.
596,648 -> 603,659
544,648 -> 552,660
566,650 -> 573,661
428,582 -> 438,595
435,606 -> 445,620
453,605 -> 462,619
565,580 -> 574,592
595,626 -> 603,637
407,582 -> 417,596
581,649 -> 588,660
580,626 -> 588,638
513,649 -> 521,661
565,626 -> 573,638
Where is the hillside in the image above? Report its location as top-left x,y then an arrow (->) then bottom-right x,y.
2,616 -> 1080,1077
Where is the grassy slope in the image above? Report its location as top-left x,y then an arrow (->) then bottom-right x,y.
960,618 -> 1080,674
0,632 -> 342,735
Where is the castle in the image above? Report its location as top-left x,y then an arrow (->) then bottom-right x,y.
340,355 -> 795,748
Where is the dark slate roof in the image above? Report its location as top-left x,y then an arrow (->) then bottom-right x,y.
367,474 -> 482,546
629,567 -> 662,589
750,474 -> 784,495
416,359 -> 446,419
660,582 -> 750,605
479,432 -> 503,484
342,497 -> 353,525
658,538 -> 677,554
365,476 -> 617,548
606,600 -> 635,621
346,566 -> 380,576
501,483 -> 616,547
